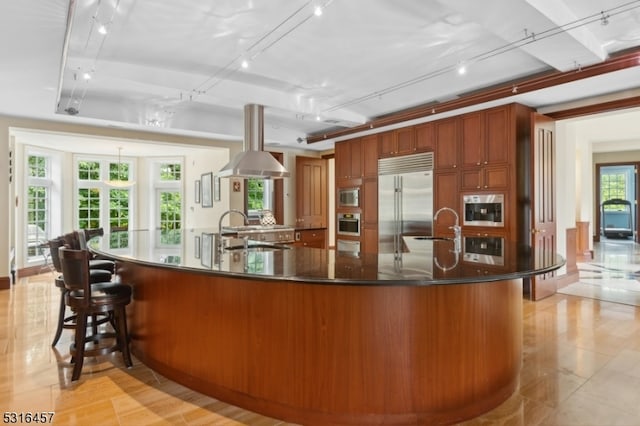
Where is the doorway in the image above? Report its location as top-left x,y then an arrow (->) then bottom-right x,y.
596,163 -> 638,243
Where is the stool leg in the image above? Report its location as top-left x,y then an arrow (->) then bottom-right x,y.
114,306 -> 132,368
71,313 -> 87,381
51,288 -> 67,346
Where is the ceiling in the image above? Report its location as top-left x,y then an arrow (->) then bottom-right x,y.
2,0 -> 640,153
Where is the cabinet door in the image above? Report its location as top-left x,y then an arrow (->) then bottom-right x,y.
296,156 -> 327,228
362,177 -> 378,226
414,122 -> 435,152
434,171 -> 459,236
461,112 -> 484,167
460,169 -> 483,190
378,131 -> 395,158
434,118 -> 459,170
349,138 -> 362,178
395,127 -> 415,156
335,141 -> 351,180
361,227 -> 378,253
485,106 -> 510,165
483,165 -> 509,189
361,135 -> 379,177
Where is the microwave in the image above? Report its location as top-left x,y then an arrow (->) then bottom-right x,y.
338,187 -> 359,207
463,194 -> 504,227
337,213 -> 360,236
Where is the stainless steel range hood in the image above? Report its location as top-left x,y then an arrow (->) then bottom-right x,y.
217,104 -> 290,179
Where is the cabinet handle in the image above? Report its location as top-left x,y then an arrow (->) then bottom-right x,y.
476,161 -> 481,166
453,164 -> 457,168
483,185 -> 488,188
476,185 -> 481,189
484,161 -> 488,164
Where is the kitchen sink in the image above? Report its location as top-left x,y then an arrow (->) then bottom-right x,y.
224,243 -> 291,252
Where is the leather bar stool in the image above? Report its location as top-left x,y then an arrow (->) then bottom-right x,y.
62,231 -> 116,274
49,238 -> 115,346
59,247 -> 133,381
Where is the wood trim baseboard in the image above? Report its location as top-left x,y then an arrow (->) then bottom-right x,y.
556,270 -> 580,289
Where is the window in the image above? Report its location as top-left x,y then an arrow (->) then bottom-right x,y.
26,155 -> 50,259
76,156 -> 133,250
601,172 -> 626,206
154,161 -> 182,246
246,178 -> 273,219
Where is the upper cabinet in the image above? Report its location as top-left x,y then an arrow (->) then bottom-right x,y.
335,138 -> 362,182
379,128 -> 415,158
460,105 -> 512,190
434,118 -> 459,170
461,105 -> 510,168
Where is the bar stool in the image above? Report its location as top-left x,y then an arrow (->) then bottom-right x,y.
59,247 -> 133,381
49,238 -> 115,347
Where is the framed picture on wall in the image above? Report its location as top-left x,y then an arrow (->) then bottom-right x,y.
195,180 -> 201,204
201,172 -> 213,208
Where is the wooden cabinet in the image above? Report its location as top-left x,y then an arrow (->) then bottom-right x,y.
461,106 -> 510,168
335,139 -> 362,181
434,171 -> 459,237
460,165 -> 509,190
293,229 -> 326,249
434,118 -> 459,170
378,128 -> 415,158
361,135 -> 379,177
415,122 -> 435,152
296,156 -> 327,228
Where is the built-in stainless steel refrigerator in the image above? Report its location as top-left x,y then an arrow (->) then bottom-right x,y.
378,152 -> 433,254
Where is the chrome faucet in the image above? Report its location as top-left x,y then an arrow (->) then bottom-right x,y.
217,209 -> 249,253
434,207 -> 461,252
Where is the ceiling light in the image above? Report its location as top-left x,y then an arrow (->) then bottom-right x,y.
82,72 -> 92,80
314,5 -> 323,16
104,147 -> 135,188
97,24 -> 108,35
241,59 -> 249,69
457,63 -> 466,75
316,115 -> 321,121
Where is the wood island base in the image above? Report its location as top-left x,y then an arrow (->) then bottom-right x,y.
118,261 -> 523,425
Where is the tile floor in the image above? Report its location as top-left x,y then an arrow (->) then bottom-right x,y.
2,240 -> 640,425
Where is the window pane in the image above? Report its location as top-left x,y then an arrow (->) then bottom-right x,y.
78,161 -> 100,181
159,191 -> 182,244
110,161 -> 130,181
78,188 -> 101,229
160,163 -> 181,181
109,188 -> 130,249
27,185 -> 48,257
28,155 -> 47,178
601,173 -> 626,210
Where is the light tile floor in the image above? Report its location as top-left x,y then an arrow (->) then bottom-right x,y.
2,240 -> 640,425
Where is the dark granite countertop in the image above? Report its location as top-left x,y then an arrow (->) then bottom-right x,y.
92,229 -> 564,286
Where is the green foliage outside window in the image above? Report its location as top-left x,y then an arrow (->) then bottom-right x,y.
109,161 -> 130,181
601,173 -> 626,210
160,191 -> 182,245
247,179 -> 265,210
78,161 -> 100,180
28,156 -> 46,177
160,163 -> 181,181
78,188 -> 101,229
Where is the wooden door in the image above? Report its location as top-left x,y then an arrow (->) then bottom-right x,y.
529,113 -> 557,300
296,156 -> 327,228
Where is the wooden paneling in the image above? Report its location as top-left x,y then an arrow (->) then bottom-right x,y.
119,259 -> 524,425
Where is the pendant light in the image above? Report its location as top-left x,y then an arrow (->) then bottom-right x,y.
104,147 -> 135,187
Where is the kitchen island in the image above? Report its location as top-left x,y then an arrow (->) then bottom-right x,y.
93,229 -> 563,425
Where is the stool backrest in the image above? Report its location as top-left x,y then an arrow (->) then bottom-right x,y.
48,238 -> 65,273
61,232 -> 81,250
58,247 -> 91,306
